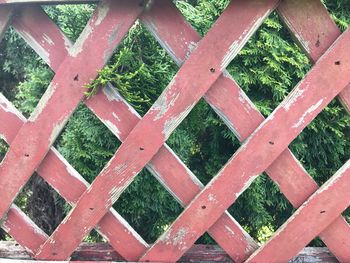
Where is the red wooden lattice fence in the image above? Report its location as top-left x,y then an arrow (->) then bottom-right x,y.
0,0 -> 349,262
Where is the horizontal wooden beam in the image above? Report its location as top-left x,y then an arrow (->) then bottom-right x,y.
0,242 -> 338,262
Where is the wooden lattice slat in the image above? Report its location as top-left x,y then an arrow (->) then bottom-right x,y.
142,1 -> 350,261
247,160 -> 350,262
34,1 -> 279,259
0,0 -> 144,223
9,3 -> 258,261
140,25 -> 350,261
0,0 -> 349,262
2,7 -> 254,260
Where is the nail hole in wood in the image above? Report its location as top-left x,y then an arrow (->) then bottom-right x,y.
335,61 -> 341,65
89,207 -> 94,211
24,153 -> 29,157
74,74 -> 79,81
201,205 -> 206,209
139,147 -> 145,151
269,141 -> 274,145
315,39 -> 320,47
320,210 -> 326,214
210,68 -> 216,73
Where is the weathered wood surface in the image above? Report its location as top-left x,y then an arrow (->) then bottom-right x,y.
5,1 -> 348,261
141,3 -> 350,262
0,6 -> 149,261
9,4 -> 258,261
9,4 -> 257,258
0,0 -> 143,224
0,242 -> 339,262
33,0 -> 278,260
0,94 -> 148,260
246,161 -> 350,262
0,0 -> 349,262
140,27 -> 350,262
278,0 -> 350,114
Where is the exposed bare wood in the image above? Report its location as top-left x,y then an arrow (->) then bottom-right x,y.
246,160 -> 350,262
0,0 -> 143,230
0,242 -> 339,262
142,13 -> 350,262
141,27 -> 350,261
142,1 -> 350,261
278,0 -> 350,116
34,0 -> 278,260
0,0 -> 349,262
10,4 -> 258,261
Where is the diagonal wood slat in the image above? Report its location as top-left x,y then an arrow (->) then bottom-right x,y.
8,4 -> 258,261
141,1 -> 350,261
0,5 -> 149,261
277,0 -> 350,114
0,0 -> 349,262
140,27 -> 350,261
246,160 -> 350,262
0,0 -> 144,223
34,0 -> 279,259
0,90 -> 148,261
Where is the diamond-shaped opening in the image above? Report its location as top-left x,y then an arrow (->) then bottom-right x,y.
83,230 -> 105,243
0,138 -> 8,163
167,99 -> 241,186
115,168 -> 183,243
87,22 -> 178,116
43,4 -> 96,42
289,99 -> 350,186
175,0 -> 230,37
0,27 -> 54,117
0,231 -> 11,241
343,207 -> 350,225
55,104 -> 120,184
228,173 -> 294,245
227,11 -> 311,118
323,0 -> 350,32
13,174 -> 67,236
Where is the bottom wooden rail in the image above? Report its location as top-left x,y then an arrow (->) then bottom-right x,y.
0,241 -> 338,262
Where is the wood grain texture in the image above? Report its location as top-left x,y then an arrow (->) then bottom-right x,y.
140,27 -> 350,262
0,1 -> 349,262
10,4 -> 257,261
142,1 -> 350,261
0,82 -> 148,261
278,0 -> 350,114
0,242 -> 339,262
1,6 -> 149,261
246,161 -> 350,262
34,0 -> 278,260
0,0 -> 143,226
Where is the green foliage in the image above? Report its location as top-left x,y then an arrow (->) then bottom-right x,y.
1,0 -> 349,244
324,0 -> 350,31
0,139 -> 8,162
15,66 -> 54,116
86,22 -> 177,114
43,4 -> 95,41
